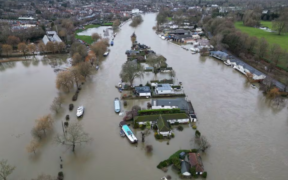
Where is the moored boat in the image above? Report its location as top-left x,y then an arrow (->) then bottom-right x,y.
110,41 -> 114,46
114,98 -> 121,113
103,51 -> 109,57
122,125 -> 138,143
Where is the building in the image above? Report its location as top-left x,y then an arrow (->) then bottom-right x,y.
155,84 -> 174,95
181,161 -> 191,176
42,31 -> 63,45
168,29 -> 191,35
18,17 -> 35,20
210,51 -> 229,61
132,8 -> 142,14
134,86 -> 151,97
188,153 -> 204,174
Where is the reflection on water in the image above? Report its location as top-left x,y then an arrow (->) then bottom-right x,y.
0,13 -> 288,180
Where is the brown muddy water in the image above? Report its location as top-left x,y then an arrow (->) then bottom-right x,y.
0,14 -> 288,180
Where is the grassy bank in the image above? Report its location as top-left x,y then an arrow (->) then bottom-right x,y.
234,21 -> 288,51
75,24 -> 101,45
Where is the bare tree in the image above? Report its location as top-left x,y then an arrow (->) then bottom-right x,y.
38,42 -> 46,53
195,136 -> 210,153
243,10 -> 260,27
120,61 -> 144,86
90,39 -> 109,61
72,52 -> 83,66
246,36 -> 258,53
50,96 -> 64,114
31,174 -> 57,180
45,41 -> 54,52
131,32 -> 137,45
113,19 -> 121,31
7,35 -> 20,47
91,33 -> 101,42
56,122 -> 91,152
35,114 -> 53,135
26,140 -> 40,155
269,44 -> 283,72
56,70 -> 74,92
58,42 -> 66,52
256,37 -> 268,60
0,159 -> 15,180
70,42 -> 87,58
18,43 -> 28,57
272,10 -> 288,35
130,15 -> 143,27
70,67 -> 85,88
2,44 -> 12,56
31,127 -> 43,140
28,43 -> 37,55
77,62 -> 92,79
146,54 -> 167,76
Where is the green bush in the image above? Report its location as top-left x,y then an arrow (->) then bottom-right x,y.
177,126 -> 183,131
145,82 -> 151,87
193,174 -> 199,178
153,124 -> 158,130
171,157 -> 181,170
171,133 -> 175,138
140,124 -> 146,130
192,124 -> 197,129
202,172 -> 207,178
191,149 -> 198,153
195,130 -> 201,137
155,133 -> 164,139
190,167 -> 196,176
157,159 -> 172,169
138,108 -> 181,115
134,123 -> 139,129
146,122 -> 151,129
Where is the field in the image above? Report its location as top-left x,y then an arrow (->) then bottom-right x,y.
234,21 -> 288,51
75,24 -> 101,45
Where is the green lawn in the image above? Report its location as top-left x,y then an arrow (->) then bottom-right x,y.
74,24 -> 101,45
260,21 -> 272,29
102,22 -> 113,26
167,17 -> 172,21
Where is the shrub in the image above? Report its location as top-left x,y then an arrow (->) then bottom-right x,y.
138,108 -> 181,115
146,122 -> 151,129
192,124 -> 197,129
147,102 -> 152,109
193,174 -> 198,178
155,133 -> 163,139
191,149 -> 198,153
174,122 -> 179,125
177,126 -> 183,131
153,124 -> 158,130
140,124 -> 146,130
134,123 -> 139,129
78,87 -> 81,91
69,104 -> 74,111
195,130 -> 201,137
157,159 -> 172,169
139,84 -> 143,87
190,167 -> 196,176
123,101 -> 127,106
145,82 -> 151,87
64,122 -> 69,127
171,133 -> 175,138
58,172 -> 64,180
72,93 -> 78,101
202,172 -> 207,178
146,145 -> 153,153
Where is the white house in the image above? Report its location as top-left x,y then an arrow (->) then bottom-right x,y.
131,9 -> 142,14
155,84 -> 174,95
42,31 -> 62,45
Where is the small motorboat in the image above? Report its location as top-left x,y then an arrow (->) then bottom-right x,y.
114,98 -> 121,113
76,106 -> 84,117
122,125 -> 137,143
96,65 -> 99,70
251,84 -> 256,88
103,51 -> 109,57
110,41 -> 114,46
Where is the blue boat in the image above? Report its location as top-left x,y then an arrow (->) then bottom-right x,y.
110,41 -> 114,46
122,125 -> 137,143
114,98 -> 121,113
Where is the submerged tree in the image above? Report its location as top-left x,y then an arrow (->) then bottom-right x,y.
0,159 -> 15,180
56,70 -> 74,92
31,174 -> 56,180
26,140 -> 40,155
131,32 -> 137,45
90,38 -> 109,61
119,61 -> 144,86
112,19 -> 121,32
195,136 -> 210,153
56,122 -> 91,152
146,54 -> 167,76
77,62 -> 92,79
35,114 -> 53,135
130,15 -> 143,27
50,96 -> 64,114
91,33 -> 102,42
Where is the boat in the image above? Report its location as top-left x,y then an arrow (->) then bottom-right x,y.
110,41 -> 114,46
96,65 -> 99,70
233,65 -> 247,75
76,106 -> 84,117
103,51 -> 109,57
122,125 -> 138,143
114,98 -> 121,113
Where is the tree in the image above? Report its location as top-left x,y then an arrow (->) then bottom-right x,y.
119,61 -> 144,86
70,42 -> 87,58
26,140 -> 40,155
113,19 -> 120,31
0,159 -> 15,180
70,67 -> 84,88
32,174 -> 56,180
246,36 -> 258,53
72,52 -> 83,66
35,114 -> 53,135
77,62 -> 92,79
31,127 -> 43,140
17,43 -> 28,57
91,33 -> 101,42
210,34 -> 227,50
272,10 -> 288,35
28,43 -> 37,55
58,42 -> 66,52
45,41 -> 54,52
267,87 -> 280,99
131,33 -> 136,45
146,54 -> 167,76
269,44 -> 283,72
243,10 -> 260,27
50,96 -> 64,114
58,29 -> 67,39
56,122 -> 91,152
7,35 -> 20,47
90,39 -> 109,61
130,15 -> 143,27
56,70 -> 74,92
38,42 -> 46,52
256,38 -> 268,60
2,44 -> 12,56
196,136 -> 210,152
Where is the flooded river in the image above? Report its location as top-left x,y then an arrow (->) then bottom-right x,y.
0,14 -> 288,180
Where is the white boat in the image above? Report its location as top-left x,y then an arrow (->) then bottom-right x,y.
96,66 -> 99,70
233,65 -> 248,75
76,106 -> 84,117
114,98 -> 121,113
190,47 -> 199,53
122,125 -> 138,143
103,51 -> 109,57
224,60 -> 231,66
161,36 -> 166,40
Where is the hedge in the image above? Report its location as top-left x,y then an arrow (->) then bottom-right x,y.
138,108 -> 181,115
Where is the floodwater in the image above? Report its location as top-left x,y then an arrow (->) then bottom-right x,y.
0,13 -> 288,180
77,26 -> 114,40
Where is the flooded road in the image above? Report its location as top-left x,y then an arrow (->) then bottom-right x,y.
0,14 -> 288,180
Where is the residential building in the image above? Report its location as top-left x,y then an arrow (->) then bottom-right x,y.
42,31 -> 62,45
134,86 -> 151,97
188,153 -> 204,174
181,161 -> 191,176
155,84 -> 174,95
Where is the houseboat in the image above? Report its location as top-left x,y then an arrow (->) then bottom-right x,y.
114,98 -> 121,113
122,125 -> 138,143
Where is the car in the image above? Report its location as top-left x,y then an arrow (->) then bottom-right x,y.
76,106 -> 84,117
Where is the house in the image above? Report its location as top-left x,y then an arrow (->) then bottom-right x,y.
210,51 -> 229,61
183,37 -> 195,44
192,34 -> 200,40
155,84 -> 174,95
188,153 -> 204,174
134,86 -> 151,97
18,16 -> 34,20
42,31 -> 62,45
168,29 -> 191,35
157,114 -> 171,136
181,161 -> 191,176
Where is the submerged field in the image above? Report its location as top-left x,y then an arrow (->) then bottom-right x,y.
75,24 -> 100,44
